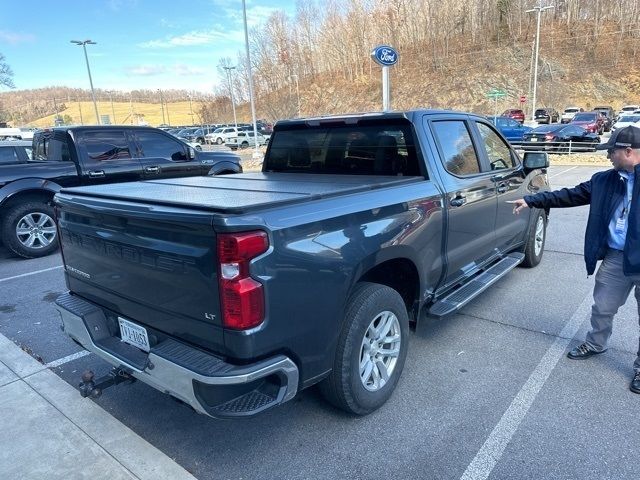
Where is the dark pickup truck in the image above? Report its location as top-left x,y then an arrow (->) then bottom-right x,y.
0,126 -> 241,258
54,110 -> 550,418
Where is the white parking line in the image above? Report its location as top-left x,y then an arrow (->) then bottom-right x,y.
0,265 -> 63,284
459,292 -> 593,480
549,165 -> 578,179
45,351 -> 90,369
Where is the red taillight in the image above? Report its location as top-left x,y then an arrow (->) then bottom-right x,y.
217,231 -> 268,330
545,134 -> 554,140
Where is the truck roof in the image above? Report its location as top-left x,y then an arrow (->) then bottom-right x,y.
275,109 -> 481,128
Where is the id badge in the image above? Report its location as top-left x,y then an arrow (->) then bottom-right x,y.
615,216 -> 626,234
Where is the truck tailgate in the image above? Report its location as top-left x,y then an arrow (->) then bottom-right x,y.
55,193 -> 225,352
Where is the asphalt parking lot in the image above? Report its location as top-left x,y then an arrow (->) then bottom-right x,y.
1,165 -> 638,480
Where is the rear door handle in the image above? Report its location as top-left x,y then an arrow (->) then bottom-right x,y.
496,184 -> 508,194
88,170 -> 105,178
450,196 -> 466,207
144,166 -> 160,174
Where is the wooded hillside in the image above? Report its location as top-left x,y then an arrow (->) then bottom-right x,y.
2,0 -> 640,126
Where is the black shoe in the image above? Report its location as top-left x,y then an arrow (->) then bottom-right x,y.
631,372 -> 640,394
567,343 -> 606,360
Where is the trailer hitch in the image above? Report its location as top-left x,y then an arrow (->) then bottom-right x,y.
79,368 -> 136,399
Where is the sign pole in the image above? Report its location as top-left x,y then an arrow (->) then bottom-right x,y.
382,66 -> 390,112
371,45 -> 398,112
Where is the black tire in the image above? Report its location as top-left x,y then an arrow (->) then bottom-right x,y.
319,282 -> 409,415
216,137 -> 223,145
240,141 -> 249,149
521,209 -> 546,268
1,201 -> 59,258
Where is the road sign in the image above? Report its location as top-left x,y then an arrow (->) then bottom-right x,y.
486,88 -> 507,99
519,95 -> 526,103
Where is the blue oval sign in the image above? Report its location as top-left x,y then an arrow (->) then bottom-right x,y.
371,45 -> 398,66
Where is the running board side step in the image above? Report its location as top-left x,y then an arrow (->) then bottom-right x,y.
427,253 -> 525,318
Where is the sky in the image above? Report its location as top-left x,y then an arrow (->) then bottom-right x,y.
0,0 -> 296,93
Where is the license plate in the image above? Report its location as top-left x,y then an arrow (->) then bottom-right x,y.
530,137 -> 538,142
118,317 -> 150,352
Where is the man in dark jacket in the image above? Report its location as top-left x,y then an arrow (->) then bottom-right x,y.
509,125 -> 640,394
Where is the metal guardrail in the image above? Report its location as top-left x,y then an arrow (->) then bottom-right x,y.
510,139 -> 599,154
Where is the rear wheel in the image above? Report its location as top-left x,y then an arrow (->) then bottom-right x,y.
319,282 -> 409,415
216,137 -> 223,145
1,201 -> 59,258
521,210 -> 546,268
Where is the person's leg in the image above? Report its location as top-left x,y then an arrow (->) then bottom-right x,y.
584,250 -> 633,351
634,283 -> 640,373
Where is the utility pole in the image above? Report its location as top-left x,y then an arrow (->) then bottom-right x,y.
77,97 -> 84,125
109,91 -> 116,124
188,93 -> 194,124
157,89 -> 166,125
223,66 -> 238,128
242,0 -> 260,158
289,74 -> 300,117
70,40 -> 100,124
526,3 -> 554,121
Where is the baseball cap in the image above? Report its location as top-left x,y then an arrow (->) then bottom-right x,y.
595,125 -> 640,150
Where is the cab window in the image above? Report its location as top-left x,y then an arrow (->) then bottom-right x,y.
476,122 -> 516,171
432,120 -> 480,176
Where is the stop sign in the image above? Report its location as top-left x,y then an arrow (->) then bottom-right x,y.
519,95 -> 526,103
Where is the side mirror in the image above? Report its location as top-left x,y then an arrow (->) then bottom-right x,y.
523,151 -> 549,170
188,147 -> 196,159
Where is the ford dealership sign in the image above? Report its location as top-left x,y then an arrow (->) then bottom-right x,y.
371,45 -> 398,66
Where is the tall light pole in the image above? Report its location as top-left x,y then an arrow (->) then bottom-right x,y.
289,74 -> 300,117
526,4 -> 554,121
108,90 -> 116,124
242,0 -> 260,158
223,66 -> 238,128
70,40 -> 100,124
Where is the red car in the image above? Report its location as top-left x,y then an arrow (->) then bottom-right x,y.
570,111 -> 605,135
502,108 -> 525,124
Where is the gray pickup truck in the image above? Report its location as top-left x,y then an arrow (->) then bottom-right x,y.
54,110 -> 550,418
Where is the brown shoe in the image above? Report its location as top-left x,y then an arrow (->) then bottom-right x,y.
567,343 -> 606,360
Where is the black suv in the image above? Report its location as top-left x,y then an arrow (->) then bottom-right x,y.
593,106 -> 616,132
534,108 -> 559,124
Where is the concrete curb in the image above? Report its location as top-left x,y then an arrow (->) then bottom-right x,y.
0,334 -> 196,480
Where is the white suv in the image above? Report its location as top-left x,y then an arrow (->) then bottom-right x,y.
226,131 -> 268,150
561,106 -> 583,124
206,127 -> 247,145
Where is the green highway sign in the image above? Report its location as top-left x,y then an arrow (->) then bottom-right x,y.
486,88 -> 507,99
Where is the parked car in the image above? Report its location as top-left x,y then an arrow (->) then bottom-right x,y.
0,126 -> 242,258
181,127 -> 216,144
501,108 -> 525,123
522,124 -> 600,153
611,114 -> 640,132
569,111 -> 605,134
0,140 -> 32,164
488,116 -> 533,142
619,105 -> 640,117
560,106 -> 583,124
226,131 -> 268,150
206,126 -> 249,145
534,108 -> 559,124
54,109 -> 550,419
593,106 -> 616,131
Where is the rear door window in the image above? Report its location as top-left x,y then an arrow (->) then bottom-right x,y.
80,130 -> 131,161
431,120 -> 480,176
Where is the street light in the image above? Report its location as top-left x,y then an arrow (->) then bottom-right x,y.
242,0 -> 260,158
289,74 -> 300,118
526,3 -> 554,121
223,66 -> 238,128
70,40 -> 100,124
